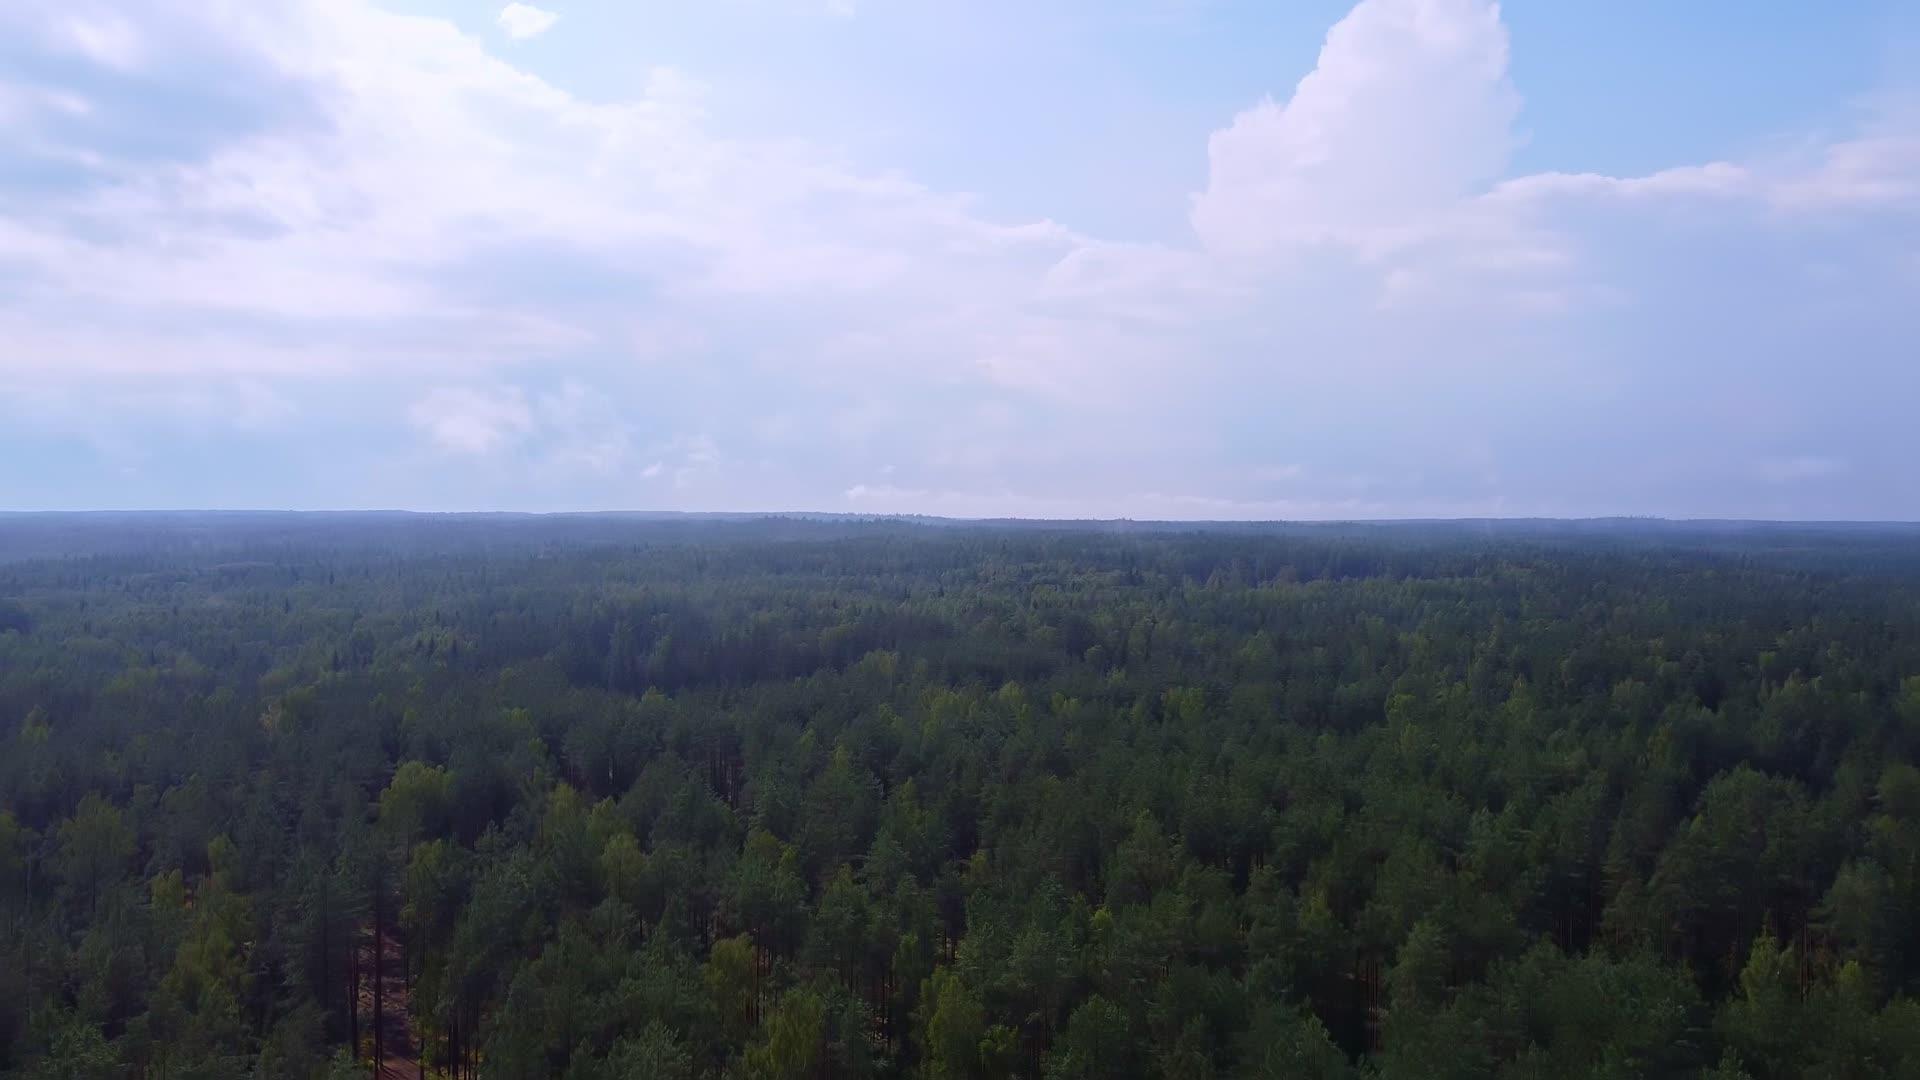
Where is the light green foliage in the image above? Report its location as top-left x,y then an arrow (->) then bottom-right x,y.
744,987 -> 826,1080
707,935 -> 759,1041
917,967 -> 986,1080
25,1017 -> 118,1080
379,760 -> 452,842
606,1022 -> 694,1080
1044,995 -> 1137,1080
55,795 -> 132,914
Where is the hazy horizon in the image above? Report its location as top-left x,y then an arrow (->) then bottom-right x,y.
6,508 -> 1920,527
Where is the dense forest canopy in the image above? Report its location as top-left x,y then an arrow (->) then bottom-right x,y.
7,513 -> 1920,1079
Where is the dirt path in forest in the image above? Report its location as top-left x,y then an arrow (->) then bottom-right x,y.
357,925 -> 421,1079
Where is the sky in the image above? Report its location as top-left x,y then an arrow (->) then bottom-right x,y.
1,0 -> 1917,519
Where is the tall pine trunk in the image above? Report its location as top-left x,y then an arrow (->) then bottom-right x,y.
373,885 -> 385,1071
349,927 -> 360,1059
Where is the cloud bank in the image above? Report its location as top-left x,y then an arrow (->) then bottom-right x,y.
1,0 -> 1916,517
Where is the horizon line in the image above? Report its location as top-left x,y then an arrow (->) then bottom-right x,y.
4,509 -> 1920,528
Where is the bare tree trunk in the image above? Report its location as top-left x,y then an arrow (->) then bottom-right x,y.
373,887 -> 386,1072
412,925 -> 423,1080
319,905 -> 330,1037
349,929 -> 360,1059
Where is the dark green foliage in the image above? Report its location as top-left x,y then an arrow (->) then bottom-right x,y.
8,514 -> 1920,1077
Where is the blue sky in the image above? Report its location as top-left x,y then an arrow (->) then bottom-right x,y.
2,0 -> 1917,518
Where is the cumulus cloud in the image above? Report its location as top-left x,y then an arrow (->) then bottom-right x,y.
497,4 -> 559,41
1191,0 -> 1517,255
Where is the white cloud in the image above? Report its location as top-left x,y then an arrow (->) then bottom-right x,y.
1181,0 -> 1914,318
1190,0 -> 1518,256
629,435 -> 726,488
0,84 -> 92,130
532,381 -> 636,473
405,379 -> 643,474
0,0 -> 1074,388
409,386 -> 534,455
665,434 -> 723,489
845,482 -> 922,501
1771,135 -> 1920,212
55,13 -> 144,70
497,3 -> 559,41
1489,162 -> 1754,204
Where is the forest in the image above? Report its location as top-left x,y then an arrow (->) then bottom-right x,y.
6,512 -> 1920,1079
